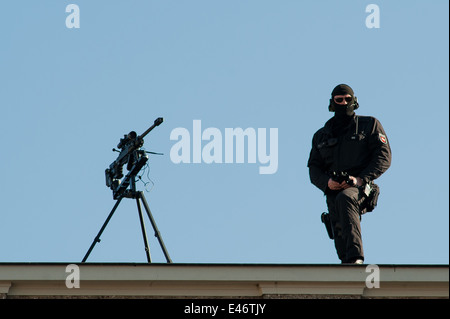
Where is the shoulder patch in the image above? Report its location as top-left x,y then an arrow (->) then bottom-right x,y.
378,133 -> 387,144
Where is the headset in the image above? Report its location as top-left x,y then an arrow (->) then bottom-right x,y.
329,96 -> 359,112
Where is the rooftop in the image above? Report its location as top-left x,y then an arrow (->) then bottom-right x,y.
0,262 -> 448,299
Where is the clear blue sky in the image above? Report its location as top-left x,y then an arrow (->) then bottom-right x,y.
0,1 -> 448,265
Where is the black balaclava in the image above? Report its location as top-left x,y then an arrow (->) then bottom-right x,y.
330,84 -> 356,136
331,84 -> 356,119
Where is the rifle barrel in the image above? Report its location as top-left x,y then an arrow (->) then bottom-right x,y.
139,117 -> 163,140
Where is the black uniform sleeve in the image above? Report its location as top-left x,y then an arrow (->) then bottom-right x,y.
358,118 -> 392,183
308,132 -> 330,193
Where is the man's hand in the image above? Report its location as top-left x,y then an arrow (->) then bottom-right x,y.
350,176 -> 363,187
328,176 -> 363,190
328,178 -> 344,190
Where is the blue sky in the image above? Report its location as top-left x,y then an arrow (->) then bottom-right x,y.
0,1 -> 448,265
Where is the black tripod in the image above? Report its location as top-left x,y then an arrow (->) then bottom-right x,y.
82,171 -> 172,263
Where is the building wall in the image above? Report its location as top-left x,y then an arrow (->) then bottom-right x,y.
0,263 -> 448,299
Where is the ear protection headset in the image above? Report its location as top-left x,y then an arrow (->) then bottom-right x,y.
329,96 -> 359,112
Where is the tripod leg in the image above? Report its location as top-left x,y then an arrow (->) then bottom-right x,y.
82,197 -> 123,263
138,191 -> 173,263
136,197 -> 152,263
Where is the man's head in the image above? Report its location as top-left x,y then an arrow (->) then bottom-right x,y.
329,84 -> 359,117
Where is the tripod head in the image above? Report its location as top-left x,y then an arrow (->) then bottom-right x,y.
105,117 -> 163,199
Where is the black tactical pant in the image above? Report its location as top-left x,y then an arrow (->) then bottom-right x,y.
326,187 -> 365,263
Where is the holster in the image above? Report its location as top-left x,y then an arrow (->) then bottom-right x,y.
360,182 -> 380,214
321,212 -> 334,239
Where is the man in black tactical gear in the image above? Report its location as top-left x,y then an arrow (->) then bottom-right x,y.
307,84 -> 391,264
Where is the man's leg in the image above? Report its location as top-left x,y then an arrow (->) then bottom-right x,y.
326,194 -> 347,263
334,187 -> 365,263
